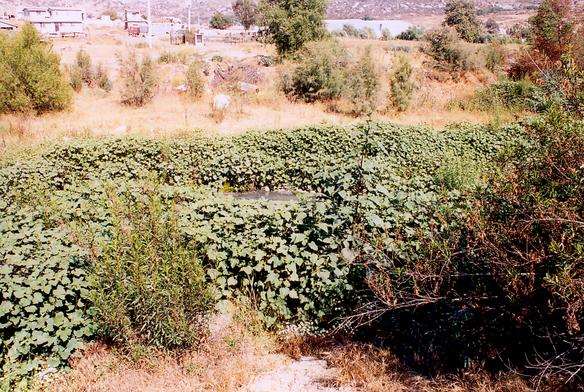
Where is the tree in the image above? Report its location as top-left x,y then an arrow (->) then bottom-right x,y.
257,0 -> 327,57
396,26 -> 424,41
232,0 -> 257,31
443,0 -> 482,42
186,60 -> 204,100
209,12 -> 234,30
0,24 -> 72,114
528,0 -> 576,63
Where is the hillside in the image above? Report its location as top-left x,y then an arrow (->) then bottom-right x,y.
1,0 -> 542,20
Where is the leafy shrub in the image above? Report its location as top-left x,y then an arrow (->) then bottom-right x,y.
0,24 -> 72,114
464,79 -> 542,112
396,26 -> 423,41
75,49 -> 93,85
388,56 -> 415,112
425,27 -> 482,72
95,64 -> 113,93
90,186 -> 213,348
347,48 -> 381,116
118,52 -> 157,107
157,50 -> 191,64
281,40 -> 348,102
209,12 -> 234,30
0,205 -> 95,382
186,60 -> 205,100
443,0 -> 483,43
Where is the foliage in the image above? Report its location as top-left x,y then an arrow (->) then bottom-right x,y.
209,12 -> 234,30
380,29 -> 392,41
281,40 -> 348,102
388,56 -> 415,112
118,52 -> 157,107
90,185 -> 213,349
0,205 -> 95,384
396,26 -> 423,41
457,79 -> 542,112
347,48 -> 380,116
186,60 -> 205,100
0,121 -> 528,380
443,0 -> 482,43
484,42 -> 506,72
257,0 -> 327,56
528,0 -> 576,64
95,64 -> 113,93
0,24 -> 72,114
475,113 -> 583,382
68,50 -> 112,93
75,49 -> 93,85
425,27 -> 478,72
233,0 -> 258,30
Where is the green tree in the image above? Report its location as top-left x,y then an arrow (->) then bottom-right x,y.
258,0 -> 327,57
528,0 -> 576,63
396,26 -> 424,41
209,12 -> 234,30
389,56 -> 415,112
443,0 -> 482,42
232,0 -> 258,30
0,24 -> 72,114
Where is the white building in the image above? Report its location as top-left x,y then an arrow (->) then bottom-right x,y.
22,7 -> 85,37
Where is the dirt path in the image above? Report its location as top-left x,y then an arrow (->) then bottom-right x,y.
239,356 -> 356,392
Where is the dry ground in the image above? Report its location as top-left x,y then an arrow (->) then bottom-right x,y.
0,25 -> 515,157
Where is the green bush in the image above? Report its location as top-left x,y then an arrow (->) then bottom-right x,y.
119,52 -> 157,107
347,48 -> 380,116
425,27 -> 482,72
396,26 -> 424,41
388,56 -> 415,112
463,79 -> 542,112
209,12 -> 234,30
0,24 -> 72,114
484,42 -> 506,72
186,60 -> 205,100
90,186 -> 213,348
281,40 -> 348,102
75,49 -> 93,85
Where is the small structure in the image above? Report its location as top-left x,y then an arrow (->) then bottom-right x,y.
0,20 -> 18,31
22,7 -> 85,37
124,10 -> 147,31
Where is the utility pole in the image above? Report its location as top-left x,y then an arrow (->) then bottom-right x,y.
187,0 -> 192,32
147,0 -> 152,48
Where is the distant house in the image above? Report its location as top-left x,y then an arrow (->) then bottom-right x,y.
124,10 -> 147,31
0,20 -> 18,30
22,7 -> 85,37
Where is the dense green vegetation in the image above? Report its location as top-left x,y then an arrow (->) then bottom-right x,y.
0,25 -> 72,114
0,121 -> 528,385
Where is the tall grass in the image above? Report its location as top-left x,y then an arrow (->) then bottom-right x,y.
90,184 -> 213,349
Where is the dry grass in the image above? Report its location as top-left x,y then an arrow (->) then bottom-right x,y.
46,305 -> 287,392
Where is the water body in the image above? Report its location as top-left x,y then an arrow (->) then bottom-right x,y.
325,19 -> 412,38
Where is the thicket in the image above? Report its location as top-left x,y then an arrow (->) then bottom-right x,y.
0,24 -> 72,114
233,0 -> 258,31
118,52 -> 157,107
185,60 -> 205,100
425,27 -> 482,72
68,49 -> 112,93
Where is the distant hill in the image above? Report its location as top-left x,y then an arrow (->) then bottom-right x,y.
1,0 -> 542,21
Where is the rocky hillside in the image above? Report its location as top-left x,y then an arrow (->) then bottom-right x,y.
2,0 -> 542,21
